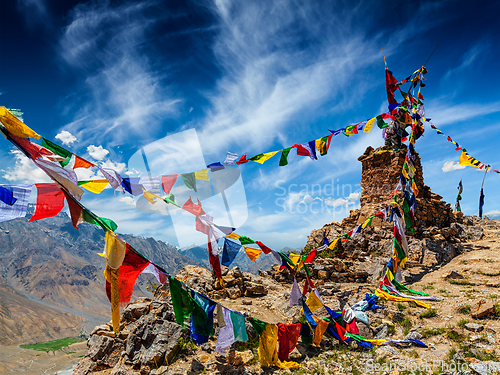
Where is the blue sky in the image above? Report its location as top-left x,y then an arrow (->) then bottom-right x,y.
1,0 -> 499,250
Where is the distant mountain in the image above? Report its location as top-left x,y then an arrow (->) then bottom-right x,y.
0,208 -> 203,345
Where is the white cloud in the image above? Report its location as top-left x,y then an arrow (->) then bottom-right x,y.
119,196 -> 136,206
87,145 -> 109,161
55,130 -> 77,145
426,101 -> 500,127
100,160 -> 127,174
442,160 -> 466,173
485,210 -> 500,217
1,150 -> 52,183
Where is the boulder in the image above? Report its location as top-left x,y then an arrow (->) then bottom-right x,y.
465,323 -> 484,333
139,322 -> 190,366
244,281 -> 268,296
471,301 -> 496,319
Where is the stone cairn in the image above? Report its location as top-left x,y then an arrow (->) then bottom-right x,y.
269,144 -> 484,284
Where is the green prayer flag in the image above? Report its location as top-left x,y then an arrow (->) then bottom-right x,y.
81,209 -> 118,232
249,317 -> 266,336
249,153 -> 265,162
279,148 -> 291,166
164,193 -> 181,208
393,238 -> 406,265
41,137 -> 72,167
392,279 -> 430,296
169,276 -> 194,327
181,173 -> 197,192
238,236 -> 255,245
376,116 -> 387,129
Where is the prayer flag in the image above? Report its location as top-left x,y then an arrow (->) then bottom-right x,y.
277,323 -> 301,361
230,311 -> 248,342
225,232 -> 240,240
121,177 -> 144,196
164,193 -> 181,208
104,231 -> 126,269
9,134 -> 57,161
41,138 -> 72,167
181,173 -> 197,191
29,183 -> 65,222
215,307 -> 235,353
182,197 -> 205,216
142,189 -> 161,204
279,148 -> 291,166
99,167 -> 124,193
255,241 -> 272,254
0,107 -> 41,139
190,291 -> 216,344
0,186 -> 16,206
312,317 -> 329,346
244,246 -> 262,261
73,155 -> 95,169
141,263 -> 168,285
315,135 -> 332,156
304,248 -> 317,263
305,289 -> 323,312
207,162 -> 224,172
105,244 -> 149,306
236,154 -> 249,165
224,152 -> 238,165
289,278 -> 302,307
385,68 -> 399,104
161,174 -> 178,194
0,184 -> 32,223
78,179 -> 109,194
169,276 -> 195,327
364,117 -> 377,133
221,239 -> 241,267
140,176 -> 162,196
459,151 -> 477,167
249,151 -> 279,164
208,232 -> 223,280
194,169 -> 210,181
238,236 -> 255,245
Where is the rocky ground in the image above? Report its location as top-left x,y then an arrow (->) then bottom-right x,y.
71,215 -> 500,375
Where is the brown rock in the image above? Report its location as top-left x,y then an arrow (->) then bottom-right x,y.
244,281 -> 268,296
226,286 -> 242,299
318,270 -> 329,280
471,300 -> 496,319
443,271 -> 465,279
227,349 -> 254,366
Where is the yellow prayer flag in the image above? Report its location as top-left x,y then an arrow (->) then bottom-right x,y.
104,266 -> 121,333
361,217 -> 372,229
194,169 -> 210,181
289,253 -> 304,271
305,289 -> 323,312
142,189 -> 162,204
312,317 -> 329,346
327,238 -> 339,250
412,180 -> 419,197
252,151 -> 279,164
374,288 -> 431,308
79,179 -> 109,194
363,339 -> 387,345
244,246 -> 262,262
401,165 -> 410,180
459,151 -> 478,167
364,117 -> 376,133
0,107 -> 41,139
226,232 -> 240,239
104,231 -> 126,269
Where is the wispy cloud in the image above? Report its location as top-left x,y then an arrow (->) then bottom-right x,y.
58,1 -> 181,147
426,101 -> 500,127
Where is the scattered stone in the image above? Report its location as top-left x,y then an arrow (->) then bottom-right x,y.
226,349 -> 254,366
471,301 -> 496,319
469,361 -> 500,375
405,331 -> 422,340
373,323 -> 389,340
190,359 -> 205,372
443,270 -> 464,279
242,299 -> 253,305
465,323 -> 484,333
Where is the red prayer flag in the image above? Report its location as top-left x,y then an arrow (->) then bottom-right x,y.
335,321 -> 347,341
182,197 -> 205,216
208,236 -> 222,280
385,68 -> 399,104
293,144 -> 311,157
105,244 -> 149,305
73,155 -> 95,169
161,174 -> 178,194
29,183 -> 65,222
10,134 -> 56,160
302,276 -> 315,295
255,241 -> 272,254
64,191 -> 83,229
304,248 -> 317,263
236,154 -> 249,165
277,323 -> 301,361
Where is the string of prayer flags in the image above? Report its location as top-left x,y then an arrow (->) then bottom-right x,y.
29,183 -> 65,222
279,148 -> 292,166
221,239 -> 241,267
243,246 -> 263,261
181,173 -> 197,192
0,184 -> 32,223
78,179 -> 109,194
10,134 -> 59,161
0,106 -> 41,139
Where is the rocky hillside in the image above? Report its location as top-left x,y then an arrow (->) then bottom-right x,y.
0,207 -> 203,345
73,216 -> 500,375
